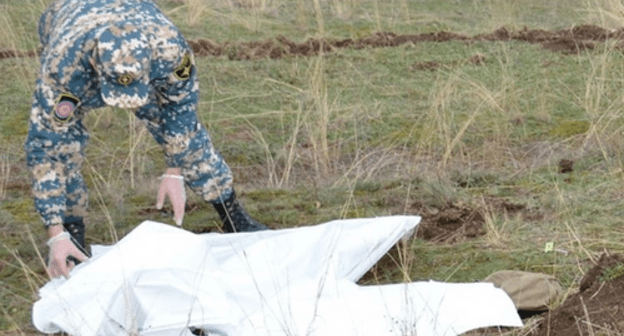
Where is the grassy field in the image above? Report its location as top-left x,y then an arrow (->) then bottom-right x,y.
2,0 -> 624,334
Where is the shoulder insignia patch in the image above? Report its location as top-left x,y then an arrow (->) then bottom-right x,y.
54,93 -> 80,123
174,53 -> 193,80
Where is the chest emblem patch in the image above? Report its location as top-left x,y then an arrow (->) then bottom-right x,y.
54,93 -> 80,123
174,53 -> 193,80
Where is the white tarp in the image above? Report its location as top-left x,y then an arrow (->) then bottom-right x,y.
33,216 -> 522,336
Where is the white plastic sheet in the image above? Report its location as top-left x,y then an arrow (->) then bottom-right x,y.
33,216 -> 522,335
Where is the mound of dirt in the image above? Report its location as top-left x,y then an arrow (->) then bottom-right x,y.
187,25 -> 624,60
5,25 -> 624,61
534,253 -> 624,336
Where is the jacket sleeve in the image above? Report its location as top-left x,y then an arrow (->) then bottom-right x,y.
24,79 -> 88,228
135,52 -> 204,168
135,51 -> 233,201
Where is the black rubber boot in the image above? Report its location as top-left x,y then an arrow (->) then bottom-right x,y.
213,190 -> 270,233
63,216 -> 91,259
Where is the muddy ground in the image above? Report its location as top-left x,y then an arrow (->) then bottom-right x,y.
2,25 -> 623,61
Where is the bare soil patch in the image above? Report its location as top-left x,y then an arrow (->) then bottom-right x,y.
415,203 -> 486,243
533,253 -> 624,336
412,197 -> 532,244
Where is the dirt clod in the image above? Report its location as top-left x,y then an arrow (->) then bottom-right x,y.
468,53 -> 486,65
410,53 -> 486,72
558,159 -> 574,173
411,61 -> 441,71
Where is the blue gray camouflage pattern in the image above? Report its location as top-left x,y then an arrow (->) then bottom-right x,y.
25,0 -> 234,228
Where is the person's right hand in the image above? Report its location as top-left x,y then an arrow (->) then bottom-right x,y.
47,232 -> 89,279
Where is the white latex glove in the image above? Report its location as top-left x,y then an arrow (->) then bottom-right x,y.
156,169 -> 186,226
47,232 -> 89,279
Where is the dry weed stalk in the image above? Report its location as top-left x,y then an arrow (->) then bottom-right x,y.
579,296 -> 595,336
305,54 -> 333,179
184,0 -> 209,27
86,159 -> 119,243
215,0 -> 279,31
481,201 -> 507,247
483,0 -> 520,31
0,153 -> 9,200
577,46 -> 624,175
278,104 -> 304,188
328,0 -> 360,19
424,72 -> 459,169
553,182 -> 596,264
585,0 -> 624,29
116,113 -> 149,189
0,21 -> 37,93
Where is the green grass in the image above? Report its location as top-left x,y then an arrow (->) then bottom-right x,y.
3,0 -> 624,334
599,262 -> 624,282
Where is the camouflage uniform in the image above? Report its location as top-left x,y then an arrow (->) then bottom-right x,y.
25,0 -> 234,229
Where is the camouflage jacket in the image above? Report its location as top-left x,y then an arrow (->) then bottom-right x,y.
25,0 -> 210,228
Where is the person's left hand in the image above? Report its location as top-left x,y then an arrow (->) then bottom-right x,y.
156,168 -> 186,226
47,231 -> 89,279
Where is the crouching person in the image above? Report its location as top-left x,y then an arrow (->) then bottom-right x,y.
26,0 -> 269,279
